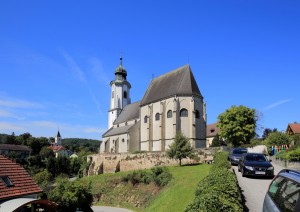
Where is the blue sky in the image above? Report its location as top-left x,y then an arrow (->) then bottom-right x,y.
0,1 -> 299,139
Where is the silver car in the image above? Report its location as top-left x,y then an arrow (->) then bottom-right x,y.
263,169 -> 300,212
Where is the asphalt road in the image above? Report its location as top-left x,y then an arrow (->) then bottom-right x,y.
92,206 -> 133,212
232,162 -> 284,212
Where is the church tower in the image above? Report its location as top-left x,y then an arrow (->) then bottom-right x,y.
108,57 -> 131,128
55,130 -> 62,146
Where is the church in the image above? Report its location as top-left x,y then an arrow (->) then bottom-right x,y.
100,58 -> 207,153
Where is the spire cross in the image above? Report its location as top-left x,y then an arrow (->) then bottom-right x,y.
120,50 -> 123,65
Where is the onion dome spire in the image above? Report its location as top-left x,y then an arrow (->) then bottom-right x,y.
115,54 -> 127,80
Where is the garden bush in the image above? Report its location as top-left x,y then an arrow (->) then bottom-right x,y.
185,151 -> 243,212
286,147 -> 300,161
122,166 -> 172,187
275,150 -> 287,160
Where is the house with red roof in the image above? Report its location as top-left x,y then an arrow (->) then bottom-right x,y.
286,123 -> 300,135
48,145 -> 70,158
206,123 -> 220,147
48,130 -> 71,158
0,155 -> 57,211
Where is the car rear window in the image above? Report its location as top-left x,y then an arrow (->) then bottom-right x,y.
245,154 -> 267,162
233,149 -> 247,154
268,176 -> 300,212
268,176 -> 285,199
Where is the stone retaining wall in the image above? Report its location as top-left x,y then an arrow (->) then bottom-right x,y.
87,152 -> 205,176
270,156 -> 300,171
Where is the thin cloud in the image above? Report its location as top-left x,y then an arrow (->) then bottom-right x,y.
0,97 -> 44,109
84,127 -> 105,133
30,121 -> 59,128
264,99 -> 292,111
0,122 -> 24,131
0,109 -> 24,120
60,49 -> 103,116
89,57 -> 110,85
60,49 -> 87,84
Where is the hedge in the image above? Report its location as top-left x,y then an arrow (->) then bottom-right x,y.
185,151 -> 243,212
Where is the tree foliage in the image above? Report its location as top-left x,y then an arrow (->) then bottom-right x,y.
265,131 -> 291,146
217,105 -> 257,147
166,131 -> 194,166
262,128 -> 277,140
210,134 -> 225,147
47,178 -> 93,212
33,169 -> 53,190
62,138 -> 101,153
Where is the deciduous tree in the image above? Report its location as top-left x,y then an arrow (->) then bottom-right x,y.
217,105 -> 257,147
48,178 -> 93,212
265,131 -> 291,146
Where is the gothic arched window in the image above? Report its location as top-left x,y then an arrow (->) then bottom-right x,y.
144,116 -> 148,123
180,108 -> 188,117
167,110 -> 172,118
195,110 -> 200,119
124,91 -> 127,99
155,113 -> 160,121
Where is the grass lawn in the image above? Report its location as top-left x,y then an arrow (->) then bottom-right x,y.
145,164 -> 211,212
80,164 -> 211,211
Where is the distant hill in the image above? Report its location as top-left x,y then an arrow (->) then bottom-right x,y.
62,138 -> 101,153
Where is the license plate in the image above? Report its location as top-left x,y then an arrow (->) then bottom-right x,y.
255,171 -> 265,175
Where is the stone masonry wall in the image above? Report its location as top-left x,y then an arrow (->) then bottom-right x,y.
87,152 -> 205,176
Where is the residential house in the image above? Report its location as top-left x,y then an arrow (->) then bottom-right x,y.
286,123 -> 300,135
0,144 -> 31,160
206,123 -> 220,147
0,155 -> 57,211
48,130 -> 72,158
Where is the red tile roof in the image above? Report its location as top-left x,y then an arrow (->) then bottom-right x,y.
206,123 -> 219,138
288,123 -> 300,134
0,155 -> 42,200
48,145 -> 65,152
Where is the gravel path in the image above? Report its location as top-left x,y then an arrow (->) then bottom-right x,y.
232,162 -> 284,212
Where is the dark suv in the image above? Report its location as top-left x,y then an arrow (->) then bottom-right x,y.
263,169 -> 300,212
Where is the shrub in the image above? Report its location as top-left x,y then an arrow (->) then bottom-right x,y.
286,147 -> 300,161
122,166 -> 172,187
151,166 -> 172,187
185,151 -> 243,212
48,179 -> 93,212
275,150 -> 287,160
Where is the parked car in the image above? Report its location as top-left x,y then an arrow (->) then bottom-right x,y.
228,148 -> 248,165
263,169 -> 300,212
238,153 -> 274,177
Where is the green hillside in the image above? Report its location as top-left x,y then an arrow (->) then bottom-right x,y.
80,164 -> 211,211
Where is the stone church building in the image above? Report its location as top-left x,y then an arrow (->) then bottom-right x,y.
100,58 -> 207,153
